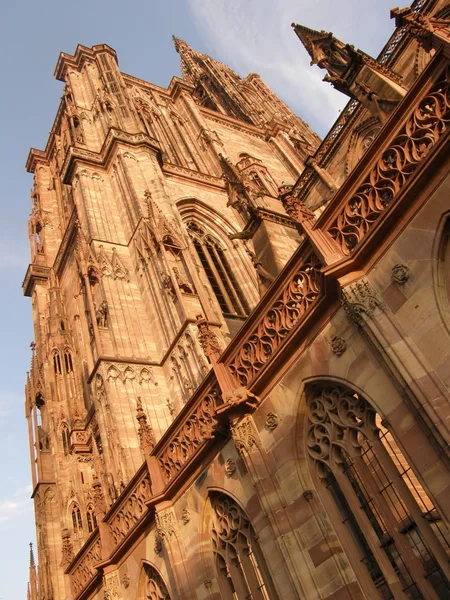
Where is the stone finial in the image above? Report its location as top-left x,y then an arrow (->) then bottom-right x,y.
195,314 -> 222,362
135,397 -> 156,455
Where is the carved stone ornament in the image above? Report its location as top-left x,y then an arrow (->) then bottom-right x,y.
303,490 -> 314,502
224,458 -> 237,477
195,314 -> 222,362
391,263 -> 410,285
181,508 -> 191,524
135,397 -> 156,455
154,534 -> 163,555
329,335 -> 347,356
103,570 -> 121,600
155,507 -> 178,544
60,528 -> 74,567
121,574 -> 130,589
92,473 -> 108,518
222,387 -> 260,410
265,412 -> 280,431
230,416 -> 260,457
341,277 -> 386,325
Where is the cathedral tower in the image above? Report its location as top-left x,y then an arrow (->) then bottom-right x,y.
23,40 -> 318,600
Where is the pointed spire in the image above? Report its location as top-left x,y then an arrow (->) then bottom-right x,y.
28,543 -> 38,600
172,35 -> 189,54
291,23 -> 332,62
29,542 -> 35,567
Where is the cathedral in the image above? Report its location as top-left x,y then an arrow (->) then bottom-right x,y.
23,1 -> 450,598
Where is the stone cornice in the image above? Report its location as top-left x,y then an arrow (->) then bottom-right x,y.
54,43 -> 117,82
162,162 -> 225,190
200,107 -> 266,140
60,129 -> 161,184
22,264 -> 51,297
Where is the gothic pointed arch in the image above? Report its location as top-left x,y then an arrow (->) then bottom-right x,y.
138,562 -> 171,600
208,491 -> 279,600
177,198 -> 258,317
60,422 -> 71,456
304,379 -> 450,599
70,502 -> 83,535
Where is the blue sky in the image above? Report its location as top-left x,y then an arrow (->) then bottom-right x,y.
0,0 -> 398,597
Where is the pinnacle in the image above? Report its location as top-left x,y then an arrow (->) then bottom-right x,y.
29,542 -> 35,567
172,35 -> 188,54
292,23 -> 332,58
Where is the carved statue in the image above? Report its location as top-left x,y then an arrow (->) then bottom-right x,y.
161,271 -> 176,300
310,34 -> 355,79
96,301 -> 108,328
173,267 -> 194,294
37,426 -> 49,451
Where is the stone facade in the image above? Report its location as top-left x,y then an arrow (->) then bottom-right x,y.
24,1 -> 450,599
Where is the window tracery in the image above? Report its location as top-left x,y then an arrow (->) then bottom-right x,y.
187,221 -> 249,316
71,503 -> 83,534
210,493 -> 278,600
61,424 -> 71,455
86,505 -> 97,533
142,563 -> 171,600
53,351 -> 62,375
64,349 -> 73,373
306,382 -> 450,599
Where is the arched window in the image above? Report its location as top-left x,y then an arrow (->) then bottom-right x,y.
306,382 -> 450,599
53,351 -> 62,375
143,563 -> 171,600
64,349 -> 73,373
187,221 -> 249,316
211,493 -> 278,600
86,505 -> 97,533
61,423 -> 70,456
71,504 -> 83,533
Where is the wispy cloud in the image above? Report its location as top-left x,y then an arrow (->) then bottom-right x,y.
0,485 -> 33,525
186,0 -> 348,135
0,237 -> 29,270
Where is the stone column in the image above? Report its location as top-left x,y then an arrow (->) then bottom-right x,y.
305,156 -> 338,193
230,414 -> 319,599
341,276 -> 450,523
155,504 -> 196,600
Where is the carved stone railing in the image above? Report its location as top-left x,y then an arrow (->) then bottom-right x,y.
69,533 -> 101,599
326,61 -> 450,255
224,247 -> 323,387
108,467 -> 152,549
155,380 -> 221,482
